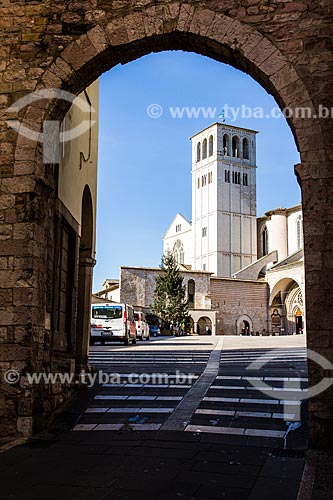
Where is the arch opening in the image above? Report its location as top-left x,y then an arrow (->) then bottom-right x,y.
76,185 -> 95,370
197,316 -> 212,335
236,315 -> 253,335
269,278 -> 304,336
3,6 -> 325,444
187,279 -> 195,309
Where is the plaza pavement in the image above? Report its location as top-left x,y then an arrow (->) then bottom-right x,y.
0,334 -> 331,499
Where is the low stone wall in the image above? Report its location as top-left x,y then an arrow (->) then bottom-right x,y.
119,266 -> 211,310
211,278 -> 269,335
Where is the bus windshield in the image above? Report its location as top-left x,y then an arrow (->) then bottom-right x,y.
92,306 -> 123,320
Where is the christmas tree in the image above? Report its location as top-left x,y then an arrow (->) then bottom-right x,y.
151,252 -> 188,330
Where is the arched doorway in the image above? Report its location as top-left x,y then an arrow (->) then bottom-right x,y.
76,185 -> 95,371
295,307 -> 303,335
0,3 -> 331,446
236,315 -> 253,336
242,320 -> 250,335
269,278 -> 305,336
197,317 -> 212,335
185,316 -> 194,335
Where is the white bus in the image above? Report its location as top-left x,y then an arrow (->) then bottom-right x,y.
90,302 -> 137,346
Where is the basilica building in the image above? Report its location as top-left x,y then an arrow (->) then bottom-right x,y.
100,122 -> 305,336
162,122 -> 305,336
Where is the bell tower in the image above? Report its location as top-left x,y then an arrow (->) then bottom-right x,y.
191,122 -> 258,277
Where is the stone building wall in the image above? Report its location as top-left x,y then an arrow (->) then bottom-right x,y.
0,83 -> 99,438
120,266 -> 211,310
210,278 -> 269,335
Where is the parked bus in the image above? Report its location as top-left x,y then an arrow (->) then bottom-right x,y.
90,302 -> 137,346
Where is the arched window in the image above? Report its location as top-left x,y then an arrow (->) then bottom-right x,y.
202,138 -> 207,159
173,239 -> 184,264
209,135 -> 213,156
223,134 -> 230,155
188,279 -> 195,308
232,136 -> 240,157
243,137 -> 249,159
262,226 -> 268,256
196,142 -> 201,162
297,216 -> 303,249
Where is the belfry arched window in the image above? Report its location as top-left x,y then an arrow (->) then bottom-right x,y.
262,226 -> 268,256
196,142 -> 201,162
232,136 -> 240,157
209,135 -> 213,156
296,216 -> 303,249
202,139 -> 207,159
243,137 -> 249,159
173,239 -> 184,265
223,134 -> 230,156
188,279 -> 195,308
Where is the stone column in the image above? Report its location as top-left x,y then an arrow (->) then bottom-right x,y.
295,162 -> 333,449
75,255 -> 95,373
0,177 -> 54,438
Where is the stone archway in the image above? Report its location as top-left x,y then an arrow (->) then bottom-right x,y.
197,316 -> 212,335
236,315 -> 253,336
269,277 -> 305,336
76,185 -> 95,372
0,2 -> 332,447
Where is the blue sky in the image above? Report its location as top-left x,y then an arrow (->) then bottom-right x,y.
93,51 -> 301,291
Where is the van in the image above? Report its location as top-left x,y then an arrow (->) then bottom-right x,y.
134,311 -> 150,341
90,302 -> 137,346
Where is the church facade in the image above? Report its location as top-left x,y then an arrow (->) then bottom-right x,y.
164,123 -> 258,277
162,122 -> 305,336
100,122 -> 305,337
